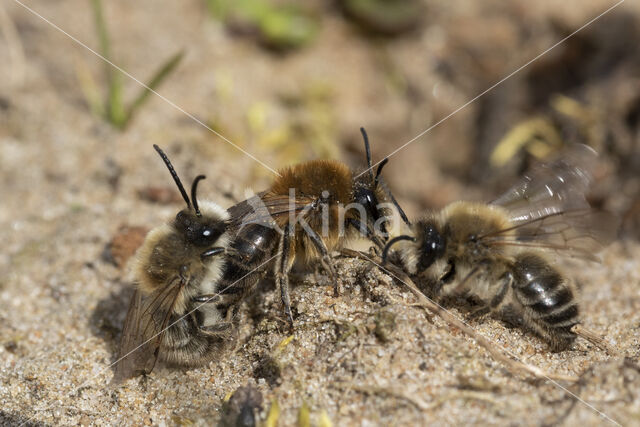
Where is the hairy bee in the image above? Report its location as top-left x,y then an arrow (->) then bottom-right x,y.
215,128 -> 399,326
383,145 -> 618,351
112,128 -> 398,382
112,145 -> 232,384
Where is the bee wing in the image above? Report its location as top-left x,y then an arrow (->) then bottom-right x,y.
227,192 -> 267,226
482,209 -> 618,261
491,144 -> 597,223
486,145 -> 618,260
229,193 -> 315,229
111,284 -> 181,385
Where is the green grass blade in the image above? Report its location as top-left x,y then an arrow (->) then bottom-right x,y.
91,0 -> 127,127
205,0 -> 232,20
91,0 -> 111,61
108,71 -> 126,127
122,49 -> 185,129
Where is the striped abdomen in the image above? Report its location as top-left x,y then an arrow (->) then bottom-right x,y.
217,223 -> 279,306
160,309 -> 231,366
512,252 -> 579,351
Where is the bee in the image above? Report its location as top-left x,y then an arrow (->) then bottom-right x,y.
382,145 -> 618,351
112,128 -> 398,382
214,128 -> 399,326
112,145 -> 233,384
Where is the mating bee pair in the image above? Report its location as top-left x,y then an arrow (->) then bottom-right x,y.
113,129 -> 396,383
113,130 -> 617,384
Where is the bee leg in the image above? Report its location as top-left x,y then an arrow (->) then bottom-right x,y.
225,305 -> 236,323
192,293 -> 239,308
304,226 -> 340,297
466,272 -> 512,322
491,272 -> 512,309
276,226 -> 295,328
191,294 -> 222,304
322,256 -> 339,297
200,321 -> 233,335
467,306 -> 491,321
200,246 -> 226,260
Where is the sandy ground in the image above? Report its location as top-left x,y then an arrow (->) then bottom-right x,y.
1,0 -> 639,425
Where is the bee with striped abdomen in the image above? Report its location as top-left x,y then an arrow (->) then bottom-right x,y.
216,128 -> 399,326
112,145 -> 233,383
383,145 -> 618,351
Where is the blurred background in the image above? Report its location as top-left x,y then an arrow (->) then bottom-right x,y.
1,0 -> 638,232
1,0 -> 640,424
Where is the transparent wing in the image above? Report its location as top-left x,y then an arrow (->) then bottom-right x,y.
111,283 -> 181,385
229,193 -> 315,230
485,144 -> 618,260
491,144 -> 597,224
227,192 -> 268,228
481,209 -> 618,261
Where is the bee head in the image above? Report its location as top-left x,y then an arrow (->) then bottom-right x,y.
414,220 -> 446,272
153,145 -> 227,247
382,220 -> 445,273
174,209 -> 226,247
174,175 -> 227,246
357,128 -> 410,236
353,185 -> 384,228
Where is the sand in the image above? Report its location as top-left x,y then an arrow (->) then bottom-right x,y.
1,0 -> 639,425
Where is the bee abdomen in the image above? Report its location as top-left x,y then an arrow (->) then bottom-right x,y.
218,225 -> 279,299
160,313 -> 229,366
512,253 -> 579,351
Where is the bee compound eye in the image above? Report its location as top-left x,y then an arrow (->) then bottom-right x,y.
355,188 -> 380,219
416,223 -> 445,271
195,227 -> 217,245
365,192 -> 374,205
194,222 -> 225,247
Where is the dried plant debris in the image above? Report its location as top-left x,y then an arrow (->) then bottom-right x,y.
264,400 -> 280,427
137,186 -> 184,205
102,225 -> 149,268
465,10 -> 640,236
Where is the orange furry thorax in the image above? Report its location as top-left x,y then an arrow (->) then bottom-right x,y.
268,159 -> 357,259
270,159 -> 353,203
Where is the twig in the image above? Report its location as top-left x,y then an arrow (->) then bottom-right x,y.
336,382 -> 501,412
342,249 -> 578,382
336,382 -> 431,411
571,324 -> 620,357
395,267 -> 577,381
424,390 -> 501,411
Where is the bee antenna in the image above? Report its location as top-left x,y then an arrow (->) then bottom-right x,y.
382,235 -> 415,265
191,175 -> 206,217
153,144 -> 191,209
371,154 -> 410,225
360,127 -> 375,183
385,187 -> 411,226
374,157 -> 389,187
